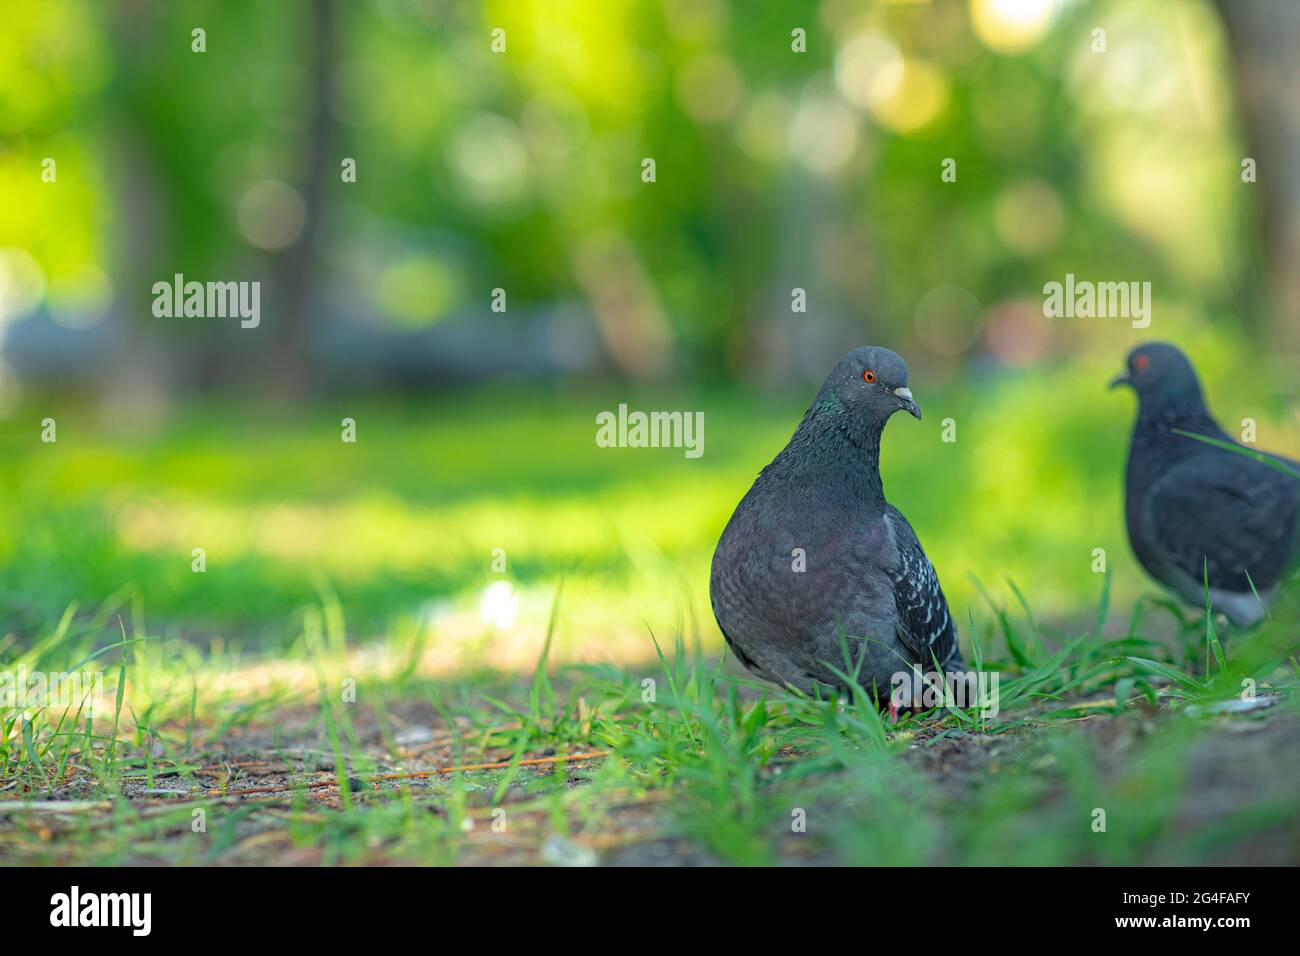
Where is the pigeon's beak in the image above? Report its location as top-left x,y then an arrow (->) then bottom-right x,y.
1109,373 -> 1131,390
893,387 -> 922,420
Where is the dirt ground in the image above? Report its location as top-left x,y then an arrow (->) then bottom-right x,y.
5,690 -> 1296,866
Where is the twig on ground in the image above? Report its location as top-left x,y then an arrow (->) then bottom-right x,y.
203,749 -> 614,798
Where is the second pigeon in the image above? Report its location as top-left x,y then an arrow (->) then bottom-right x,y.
1112,341 -> 1300,625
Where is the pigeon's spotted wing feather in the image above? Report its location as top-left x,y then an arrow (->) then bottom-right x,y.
1144,450 -> 1300,593
885,506 -> 960,668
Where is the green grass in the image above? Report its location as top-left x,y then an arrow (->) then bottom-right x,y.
3,368 -> 1273,646
2,369 -> 1299,864
1,566 -> 1297,865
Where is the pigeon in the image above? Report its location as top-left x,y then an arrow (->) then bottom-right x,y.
709,346 -> 964,706
1111,341 -> 1300,625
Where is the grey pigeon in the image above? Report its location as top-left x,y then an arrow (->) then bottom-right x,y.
710,346 -> 963,704
1112,342 -> 1300,625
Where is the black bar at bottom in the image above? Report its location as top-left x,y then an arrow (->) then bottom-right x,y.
6,865 -> 1282,942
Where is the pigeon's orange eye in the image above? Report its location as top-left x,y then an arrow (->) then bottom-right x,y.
1133,355 -> 1150,372
862,369 -> 876,383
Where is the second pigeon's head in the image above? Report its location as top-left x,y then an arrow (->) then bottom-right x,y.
1110,342 -> 1204,405
816,346 -> 922,423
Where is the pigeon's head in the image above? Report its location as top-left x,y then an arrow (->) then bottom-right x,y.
818,346 -> 921,422
1110,342 -> 1203,404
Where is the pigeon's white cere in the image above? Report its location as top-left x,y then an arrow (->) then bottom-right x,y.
893,387 -> 913,400
480,580 -> 519,629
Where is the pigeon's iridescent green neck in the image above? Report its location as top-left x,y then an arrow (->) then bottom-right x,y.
778,395 -> 889,506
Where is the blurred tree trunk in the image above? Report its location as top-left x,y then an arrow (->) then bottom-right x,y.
264,0 -> 337,398
104,0 -> 175,414
1215,0 -> 1300,350
747,169 -> 861,390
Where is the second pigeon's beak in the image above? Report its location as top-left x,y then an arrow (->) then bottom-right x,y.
1109,373 -> 1131,390
893,387 -> 922,420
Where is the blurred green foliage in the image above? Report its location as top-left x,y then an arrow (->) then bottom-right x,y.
0,0 -> 1266,377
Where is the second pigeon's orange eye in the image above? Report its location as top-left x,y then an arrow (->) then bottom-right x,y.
1133,355 -> 1150,372
863,370 -> 876,383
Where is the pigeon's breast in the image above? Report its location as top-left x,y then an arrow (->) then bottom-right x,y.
710,497 -> 899,687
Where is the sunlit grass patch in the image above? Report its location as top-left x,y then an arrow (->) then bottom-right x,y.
9,369 -> 1297,648
2,371 -> 1298,865
3,566 -> 1295,865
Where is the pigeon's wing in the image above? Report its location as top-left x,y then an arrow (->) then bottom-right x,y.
884,507 -> 961,668
1143,450 -> 1300,593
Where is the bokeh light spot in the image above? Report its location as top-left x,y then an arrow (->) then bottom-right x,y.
376,254 -> 457,326
970,0 -> 1056,54
867,60 -> 950,133
914,285 -> 985,356
789,96 -> 859,174
0,248 -> 46,324
676,53 -> 742,124
237,179 -> 307,251
480,579 -> 520,630
835,33 -> 904,111
995,179 -> 1066,256
985,297 -> 1051,366
448,113 -> 530,208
